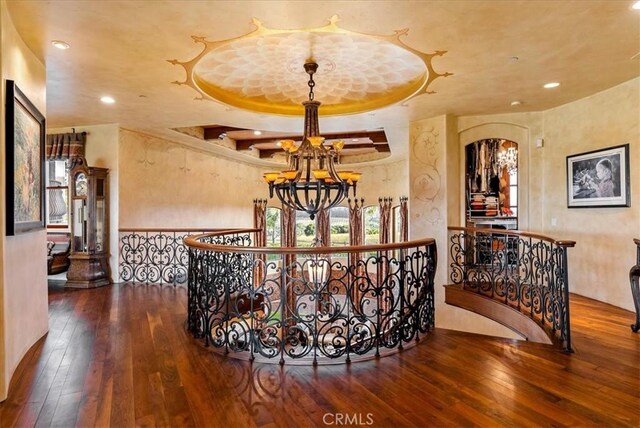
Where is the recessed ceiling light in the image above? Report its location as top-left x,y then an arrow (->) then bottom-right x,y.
510,100 -> 522,106
276,141 -> 282,147
632,1 -> 640,10
100,96 -> 115,104
509,56 -> 519,62
51,40 -> 70,50
254,130 -> 262,136
543,82 -> 560,89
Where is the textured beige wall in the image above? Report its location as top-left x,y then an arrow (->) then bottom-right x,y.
453,80 -> 639,311
119,129 -> 267,229
410,115 -> 519,339
541,78 -> 639,310
330,159 -> 409,210
49,124 -> 120,281
119,128 -> 408,228
0,0 -> 48,400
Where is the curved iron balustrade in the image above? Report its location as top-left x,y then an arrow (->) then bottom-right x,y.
184,229 -> 437,364
119,228 -> 241,284
448,226 -> 575,352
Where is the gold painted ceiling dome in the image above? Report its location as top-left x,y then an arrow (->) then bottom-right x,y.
170,15 -> 451,115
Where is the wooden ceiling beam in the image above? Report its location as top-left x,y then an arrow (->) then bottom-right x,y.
203,126 -> 247,140
258,143 -> 391,159
236,130 -> 387,150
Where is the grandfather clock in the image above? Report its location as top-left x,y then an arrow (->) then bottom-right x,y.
66,158 -> 111,288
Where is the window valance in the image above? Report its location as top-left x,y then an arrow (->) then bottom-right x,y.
46,131 -> 86,167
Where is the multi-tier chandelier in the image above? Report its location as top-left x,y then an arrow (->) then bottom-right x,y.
497,145 -> 518,174
263,60 -> 361,220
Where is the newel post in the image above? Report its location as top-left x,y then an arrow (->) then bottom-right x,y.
557,240 -> 576,353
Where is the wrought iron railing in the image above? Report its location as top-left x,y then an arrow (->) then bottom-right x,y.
448,226 -> 575,352
118,228 -> 234,284
185,229 -> 437,364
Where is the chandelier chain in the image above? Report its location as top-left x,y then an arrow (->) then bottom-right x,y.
308,72 -> 315,101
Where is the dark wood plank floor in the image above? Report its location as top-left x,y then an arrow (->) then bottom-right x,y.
1,282 -> 638,427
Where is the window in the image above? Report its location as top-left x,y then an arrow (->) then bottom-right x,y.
329,206 -> 349,247
509,169 -> 518,218
392,205 -> 401,243
363,206 -> 380,245
265,207 -> 282,247
295,211 -> 314,248
46,160 -> 69,228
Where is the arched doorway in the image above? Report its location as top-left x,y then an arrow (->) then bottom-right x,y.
465,138 -> 518,229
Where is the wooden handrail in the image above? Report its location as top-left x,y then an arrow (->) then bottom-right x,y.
119,227 -> 244,233
447,226 -> 576,248
184,228 -> 436,254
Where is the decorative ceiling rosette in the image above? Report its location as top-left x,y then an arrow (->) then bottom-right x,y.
169,15 -> 451,116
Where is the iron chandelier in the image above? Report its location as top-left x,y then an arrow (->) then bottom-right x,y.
263,60 -> 361,220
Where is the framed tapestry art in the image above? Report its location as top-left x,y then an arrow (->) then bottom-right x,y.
5,80 -> 46,235
567,144 -> 630,208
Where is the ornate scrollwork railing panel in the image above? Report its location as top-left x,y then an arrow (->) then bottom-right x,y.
119,228 -> 234,285
448,227 -> 575,352
185,230 -> 437,364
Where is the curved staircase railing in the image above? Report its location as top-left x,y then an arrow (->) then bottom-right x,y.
184,229 -> 437,365
118,228 -> 235,284
448,226 -> 575,352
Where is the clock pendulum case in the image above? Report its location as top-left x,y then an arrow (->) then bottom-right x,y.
66,158 -> 111,288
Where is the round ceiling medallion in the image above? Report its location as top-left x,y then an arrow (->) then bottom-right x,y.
169,16 -> 451,116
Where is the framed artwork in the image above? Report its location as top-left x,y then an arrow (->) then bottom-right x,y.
5,80 -> 46,235
567,144 -> 630,208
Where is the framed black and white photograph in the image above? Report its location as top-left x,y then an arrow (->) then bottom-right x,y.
567,144 -> 630,208
5,80 -> 46,235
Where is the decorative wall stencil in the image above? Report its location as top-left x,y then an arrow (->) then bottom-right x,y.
418,207 -> 444,226
413,169 -> 441,202
411,127 -> 442,203
137,140 -> 156,167
169,15 -> 451,115
179,149 -> 191,174
412,127 -> 440,165
382,165 -> 392,183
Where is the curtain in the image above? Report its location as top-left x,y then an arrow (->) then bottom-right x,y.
399,196 -> 409,242
348,198 -> 364,316
281,205 -> 296,248
46,132 -> 87,168
252,199 -> 267,287
316,208 -> 330,247
379,197 -> 393,244
348,198 -> 364,252
378,198 -> 393,313
253,199 -> 267,247
281,205 -> 297,326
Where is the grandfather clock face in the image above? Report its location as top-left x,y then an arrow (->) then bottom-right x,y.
75,173 -> 87,197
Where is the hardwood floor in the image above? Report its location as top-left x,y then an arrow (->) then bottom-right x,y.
1,282 -> 638,427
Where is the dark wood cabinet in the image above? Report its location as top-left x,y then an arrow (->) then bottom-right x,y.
66,158 -> 110,288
